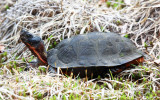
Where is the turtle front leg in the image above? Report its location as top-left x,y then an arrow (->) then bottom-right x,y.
24,60 -> 38,71
24,59 -> 45,71
48,66 -> 57,74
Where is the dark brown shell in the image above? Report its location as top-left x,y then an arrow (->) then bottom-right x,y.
47,32 -> 143,68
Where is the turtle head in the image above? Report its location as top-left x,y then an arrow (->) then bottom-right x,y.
20,30 -> 41,46
20,29 -> 48,66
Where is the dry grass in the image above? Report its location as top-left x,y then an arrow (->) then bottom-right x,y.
0,0 -> 160,99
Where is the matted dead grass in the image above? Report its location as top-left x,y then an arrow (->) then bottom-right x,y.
0,0 -> 160,99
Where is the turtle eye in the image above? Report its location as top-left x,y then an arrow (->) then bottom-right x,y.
27,34 -> 33,38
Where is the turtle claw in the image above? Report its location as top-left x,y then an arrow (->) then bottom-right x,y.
24,63 -> 32,71
24,66 -> 30,71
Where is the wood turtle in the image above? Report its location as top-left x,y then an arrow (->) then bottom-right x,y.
20,30 -> 144,78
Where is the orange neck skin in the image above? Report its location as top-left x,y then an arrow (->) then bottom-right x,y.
25,42 -> 48,66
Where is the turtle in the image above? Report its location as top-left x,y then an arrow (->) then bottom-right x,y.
20,30 -> 144,78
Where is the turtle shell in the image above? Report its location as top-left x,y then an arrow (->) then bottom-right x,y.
47,32 -> 143,68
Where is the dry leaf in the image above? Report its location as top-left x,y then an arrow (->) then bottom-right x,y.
0,45 -> 5,53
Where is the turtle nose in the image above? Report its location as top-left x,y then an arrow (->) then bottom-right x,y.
20,30 -> 26,39
20,29 -> 30,41
20,29 -> 27,35
20,29 -> 33,38
20,34 -> 26,41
